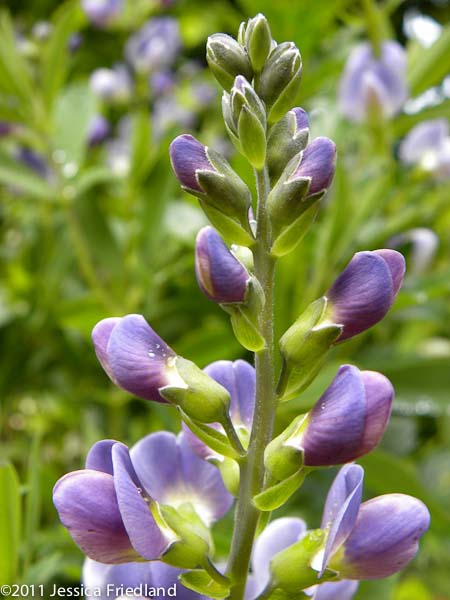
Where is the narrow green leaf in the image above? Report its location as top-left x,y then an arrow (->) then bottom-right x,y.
0,10 -> 34,102
180,570 -> 230,599
408,24 -> 450,96
179,410 -> 239,460
253,469 -> 306,511
0,462 -> 21,584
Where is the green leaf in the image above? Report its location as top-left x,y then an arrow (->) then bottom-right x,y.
179,410 -> 239,460
180,570 -> 230,599
129,109 -> 154,184
253,469 -> 306,511
0,147 -> 57,199
408,24 -> 450,96
0,10 -> 34,102
0,462 -> 21,584
42,1 -> 84,108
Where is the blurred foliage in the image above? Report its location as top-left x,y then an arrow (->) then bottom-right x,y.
0,0 -> 450,599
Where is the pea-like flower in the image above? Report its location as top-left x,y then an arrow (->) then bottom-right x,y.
289,137 -> 336,196
195,227 -> 250,304
339,41 -> 408,122
399,118 -> 450,180
53,432 -> 233,564
183,359 -> 255,461
81,0 -> 122,27
327,249 -> 405,341
319,464 -> 430,579
125,18 -> 181,74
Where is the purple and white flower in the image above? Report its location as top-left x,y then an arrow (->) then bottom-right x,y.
399,119 -> 450,180
53,432 -> 233,564
89,65 -> 132,104
81,0 -> 122,28
339,41 -> 408,122
125,18 -> 181,75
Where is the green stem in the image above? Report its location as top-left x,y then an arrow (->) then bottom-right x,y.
226,167 -> 277,599
222,414 -> 246,458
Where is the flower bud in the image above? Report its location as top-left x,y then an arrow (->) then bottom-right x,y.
267,107 -> 309,184
195,226 -> 250,304
89,65 -> 132,104
326,249 -> 405,341
267,137 -> 336,256
243,14 -> 272,72
81,0 -> 122,28
259,42 -> 302,124
206,34 -> 253,91
223,76 -> 267,168
170,134 -> 254,245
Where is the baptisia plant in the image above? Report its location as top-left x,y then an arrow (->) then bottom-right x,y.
54,14 -> 430,600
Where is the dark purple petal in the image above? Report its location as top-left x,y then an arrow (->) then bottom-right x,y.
170,135 -> 216,193
112,443 -> 172,560
291,137 -> 336,194
195,227 -> 249,303
327,250 -> 404,341
313,580 -> 359,600
53,470 -> 140,563
291,107 -> 309,132
91,317 -> 121,383
320,464 -> 364,575
105,314 -> 175,402
130,432 -> 233,526
251,518 -> 307,596
338,494 -> 430,579
301,366 -> 367,467
359,370 -> 393,455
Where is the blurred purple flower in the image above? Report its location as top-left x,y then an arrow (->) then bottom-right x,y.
339,41 -> 408,122
125,18 -> 181,74
68,32 -> 83,53
183,359 -> 255,461
17,147 -> 50,178
0,121 -> 15,137
150,71 -> 175,96
92,314 -> 179,403
153,98 -> 196,140
297,364 -> 393,467
87,115 -> 110,147
289,137 -> 336,196
327,249 -> 405,341
195,226 -> 250,304
53,432 -> 232,563
320,464 -> 430,579
89,64 -> 132,104
389,228 -> 439,275
81,0 -> 122,27
399,119 -> 450,179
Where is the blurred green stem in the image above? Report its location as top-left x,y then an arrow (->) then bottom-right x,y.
226,167 -> 277,599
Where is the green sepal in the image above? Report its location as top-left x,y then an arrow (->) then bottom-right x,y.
196,169 -> 249,224
253,468 -> 306,511
245,14 -> 272,72
206,34 -> 253,91
260,42 -> 302,112
267,66 -> 302,124
178,409 -> 240,460
264,414 -> 308,480
271,201 -> 320,257
161,503 -> 211,569
229,305 -> 265,351
180,570 -> 230,599
267,111 -> 309,185
238,106 -> 267,169
200,201 -> 255,247
218,457 -> 240,496
160,357 -> 230,424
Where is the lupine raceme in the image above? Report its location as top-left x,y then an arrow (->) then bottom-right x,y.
54,14 -> 430,600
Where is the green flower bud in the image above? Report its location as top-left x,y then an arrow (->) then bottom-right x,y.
244,13 -> 272,72
160,356 -> 231,423
264,415 -> 308,481
259,42 -> 302,124
267,107 -> 310,184
224,277 -> 265,351
207,33 -> 253,90
277,297 -> 342,401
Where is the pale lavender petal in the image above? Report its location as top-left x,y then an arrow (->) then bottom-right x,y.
82,0 -> 122,27
399,119 -> 449,164
313,580 -> 359,600
169,134 -> 215,192
151,562 -> 207,599
301,366 -> 367,466
106,314 -> 175,402
125,17 -> 181,74
92,317 -> 121,382
112,443 -> 172,560
195,227 -> 249,303
251,517 -> 307,595
291,107 -> 309,132
320,464 -> 363,574
338,43 -> 373,121
291,137 -> 336,194
53,470 -> 139,563
339,494 -> 430,579
86,439 -> 126,474
83,558 -> 154,599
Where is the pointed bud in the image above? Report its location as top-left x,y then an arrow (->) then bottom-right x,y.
244,14 -> 272,72
259,42 -> 302,124
170,135 -> 253,245
326,250 -> 405,341
206,34 -> 253,91
195,226 -> 250,304
267,137 -> 336,256
267,107 -> 310,184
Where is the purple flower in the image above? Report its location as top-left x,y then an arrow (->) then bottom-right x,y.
125,18 -> 181,75
195,227 -> 250,304
399,119 -> 450,179
81,0 -> 122,27
17,147 -> 50,178
87,115 -> 110,147
152,98 -> 196,140
320,465 -> 430,579
292,107 -> 309,133
183,359 -> 255,460
313,580 -> 359,600
150,71 -> 175,96
89,65 -> 132,104
327,249 -> 405,341
92,315 -> 177,403
169,134 -> 215,193
0,121 -> 15,137
389,228 -> 439,275
83,558 -> 205,599
339,41 -> 408,122
289,137 -> 336,196
298,364 -> 393,467
53,432 -> 233,564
